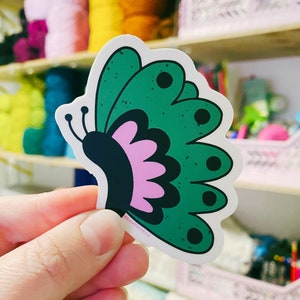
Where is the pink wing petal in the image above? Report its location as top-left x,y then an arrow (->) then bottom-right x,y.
112,120 -> 166,213
112,121 -> 137,144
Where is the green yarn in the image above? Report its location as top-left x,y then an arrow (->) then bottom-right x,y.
23,127 -> 45,155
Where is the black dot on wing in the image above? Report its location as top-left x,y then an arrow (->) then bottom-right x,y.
156,72 -> 173,88
187,228 -> 203,244
206,156 -> 221,171
203,191 -> 217,206
194,108 -> 210,125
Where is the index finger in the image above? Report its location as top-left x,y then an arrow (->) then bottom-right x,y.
0,186 -> 98,254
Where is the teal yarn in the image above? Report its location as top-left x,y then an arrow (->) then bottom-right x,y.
43,67 -> 80,156
23,127 -> 45,155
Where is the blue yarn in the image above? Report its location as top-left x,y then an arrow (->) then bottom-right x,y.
65,143 -> 75,159
43,67 -> 80,156
43,117 -> 66,156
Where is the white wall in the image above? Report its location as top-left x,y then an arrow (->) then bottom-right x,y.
227,56 -> 300,122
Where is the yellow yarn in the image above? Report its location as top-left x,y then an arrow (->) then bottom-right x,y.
0,94 -> 11,112
11,108 -> 30,130
11,90 -> 30,109
30,108 -> 46,128
88,0 -> 123,52
0,76 -> 46,153
0,112 -> 10,147
30,88 -> 44,108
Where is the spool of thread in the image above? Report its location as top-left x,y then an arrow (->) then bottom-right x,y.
45,4 -> 89,58
43,67 -> 79,156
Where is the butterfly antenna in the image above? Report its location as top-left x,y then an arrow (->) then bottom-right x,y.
81,106 -> 89,134
65,113 -> 83,142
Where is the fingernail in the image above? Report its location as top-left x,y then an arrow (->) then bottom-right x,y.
80,210 -> 124,255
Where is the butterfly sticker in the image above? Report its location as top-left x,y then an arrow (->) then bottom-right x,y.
55,35 -> 242,264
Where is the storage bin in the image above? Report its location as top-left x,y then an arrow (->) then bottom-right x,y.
178,0 -> 300,39
176,262 -> 300,300
232,131 -> 300,190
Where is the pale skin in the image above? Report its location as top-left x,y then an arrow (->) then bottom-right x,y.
0,185 -> 149,300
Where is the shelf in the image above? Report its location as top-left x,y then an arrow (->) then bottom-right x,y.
0,150 -> 83,169
0,51 -> 96,77
175,23 -> 300,62
1,25 -> 300,190
1,24 -> 300,78
234,179 -> 300,196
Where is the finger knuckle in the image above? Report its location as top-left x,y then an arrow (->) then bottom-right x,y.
27,235 -> 71,284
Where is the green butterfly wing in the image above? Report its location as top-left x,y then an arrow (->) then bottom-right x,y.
95,42 -> 233,254
95,47 -> 141,132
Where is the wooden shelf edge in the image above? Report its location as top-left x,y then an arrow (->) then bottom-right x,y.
0,150 -> 83,169
234,179 -> 300,196
0,51 -> 97,77
1,23 -> 300,77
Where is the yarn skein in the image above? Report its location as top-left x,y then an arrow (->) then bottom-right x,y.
23,127 -> 45,155
45,3 -> 89,58
28,20 -> 48,58
43,67 -> 79,156
24,0 -> 50,21
13,37 -> 39,62
88,0 -> 123,52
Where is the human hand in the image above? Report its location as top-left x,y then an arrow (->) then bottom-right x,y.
0,186 -> 149,300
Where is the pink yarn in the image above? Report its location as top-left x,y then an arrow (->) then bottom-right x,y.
258,124 -> 289,141
25,0 -> 89,58
13,38 -> 39,62
51,0 -> 88,10
28,20 -> 48,58
24,0 -> 50,21
24,0 -> 88,21
45,33 -> 88,58
45,4 -> 89,58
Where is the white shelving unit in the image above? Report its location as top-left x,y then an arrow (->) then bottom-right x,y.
1,19 -> 300,299
1,25 -> 300,194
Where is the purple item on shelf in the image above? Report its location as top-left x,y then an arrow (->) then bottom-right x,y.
28,20 -> 48,58
13,37 -> 38,62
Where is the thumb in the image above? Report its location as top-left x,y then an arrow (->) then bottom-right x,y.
0,210 -> 124,300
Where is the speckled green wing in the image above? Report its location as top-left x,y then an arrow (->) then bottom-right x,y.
94,44 -> 233,254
